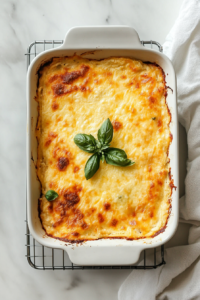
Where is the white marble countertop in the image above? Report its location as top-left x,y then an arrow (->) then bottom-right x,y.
1,0 -> 189,299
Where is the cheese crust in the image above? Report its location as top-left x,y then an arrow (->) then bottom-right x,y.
36,55 -> 172,242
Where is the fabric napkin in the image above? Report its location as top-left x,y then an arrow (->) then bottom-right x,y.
119,0 -> 200,299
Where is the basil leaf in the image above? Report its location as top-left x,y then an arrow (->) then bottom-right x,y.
97,118 -> 113,145
84,153 -> 100,180
45,190 -> 59,201
74,134 -> 97,153
105,147 -> 127,158
104,148 -> 135,167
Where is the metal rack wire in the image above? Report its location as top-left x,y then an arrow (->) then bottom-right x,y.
25,39 -> 165,270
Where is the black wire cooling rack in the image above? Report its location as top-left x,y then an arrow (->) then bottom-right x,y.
25,39 -> 165,270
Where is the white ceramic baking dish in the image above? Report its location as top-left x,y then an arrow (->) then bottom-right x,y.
27,26 -> 179,266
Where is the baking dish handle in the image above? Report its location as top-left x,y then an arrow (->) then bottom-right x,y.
65,244 -> 142,266
61,26 -> 143,49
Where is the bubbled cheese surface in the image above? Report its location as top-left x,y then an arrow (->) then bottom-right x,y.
36,55 -> 172,241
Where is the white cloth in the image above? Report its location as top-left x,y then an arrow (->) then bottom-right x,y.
119,0 -> 200,299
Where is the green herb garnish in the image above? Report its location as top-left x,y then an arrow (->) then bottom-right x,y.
84,153 -> 100,180
152,117 -> 156,120
74,134 -> 97,153
104,148 -> 134,167
45,190 -> 59,201
97,118 -> 113,145
74,118 -> 135,180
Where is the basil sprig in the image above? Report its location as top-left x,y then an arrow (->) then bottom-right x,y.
45,190 -> 58,201
74,118 -> 135,180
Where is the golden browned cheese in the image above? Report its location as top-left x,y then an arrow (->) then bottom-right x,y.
36,55 -> 172,242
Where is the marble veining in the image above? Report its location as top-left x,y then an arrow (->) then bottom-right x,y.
0,0 -> 186,299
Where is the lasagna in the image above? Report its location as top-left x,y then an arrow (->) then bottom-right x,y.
36,55 -> 172,242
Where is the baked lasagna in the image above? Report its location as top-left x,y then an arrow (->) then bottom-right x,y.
36,55 -> 172,242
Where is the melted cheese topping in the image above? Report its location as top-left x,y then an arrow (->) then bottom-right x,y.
36,55 -> 172,242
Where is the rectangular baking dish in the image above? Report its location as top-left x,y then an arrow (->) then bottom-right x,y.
27,26 -> 178,266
